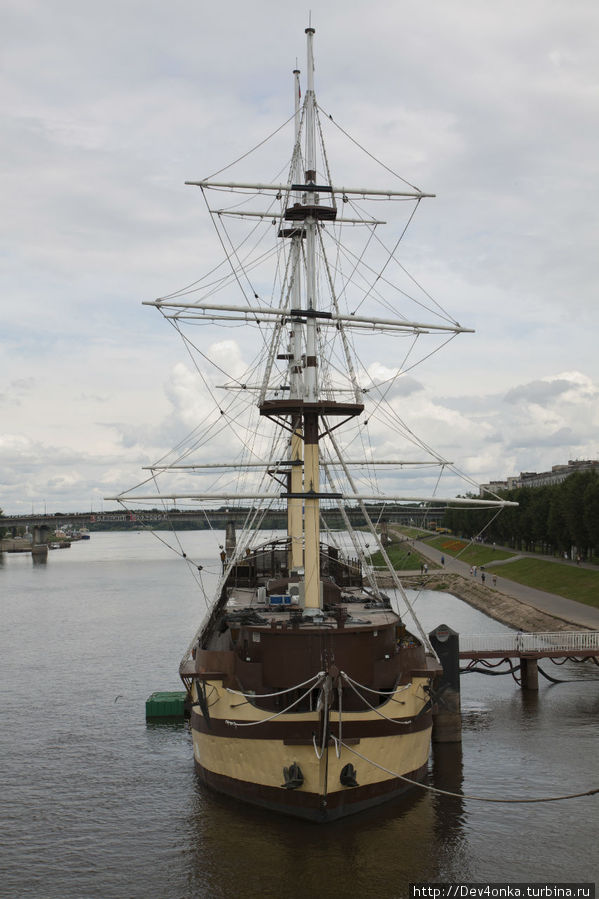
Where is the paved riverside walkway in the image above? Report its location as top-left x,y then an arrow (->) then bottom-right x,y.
402,537 -> 599,631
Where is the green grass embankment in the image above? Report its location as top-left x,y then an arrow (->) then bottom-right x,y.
489,558 -> 599,608
370,544 -> 430,571
426,535 -> 515,567
390,530 -> 599,609
391,527 -> 431,540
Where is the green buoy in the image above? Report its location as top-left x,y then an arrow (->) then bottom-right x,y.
145,690 -> 188,721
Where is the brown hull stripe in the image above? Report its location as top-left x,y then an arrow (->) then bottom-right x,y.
195,760 -> 428,822
190,708 -> 432,740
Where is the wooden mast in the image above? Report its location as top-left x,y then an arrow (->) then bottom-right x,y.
302,26 -> 321,610
288,65 -> 304,573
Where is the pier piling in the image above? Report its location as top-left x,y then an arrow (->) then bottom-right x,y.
520,657 -> 539,691
429,624 -> 462,743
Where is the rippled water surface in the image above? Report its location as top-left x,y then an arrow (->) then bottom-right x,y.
1,531 -> 597,898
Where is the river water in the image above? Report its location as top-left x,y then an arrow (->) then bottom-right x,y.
1,531 -> 597,898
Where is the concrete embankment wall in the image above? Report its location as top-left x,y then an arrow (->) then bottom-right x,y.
380,571 -> 587,633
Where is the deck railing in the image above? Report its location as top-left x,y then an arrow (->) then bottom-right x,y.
459,631 -> 599,654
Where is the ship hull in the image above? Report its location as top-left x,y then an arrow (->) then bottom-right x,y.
193,756 -> 429,822
189,676 -> 433,822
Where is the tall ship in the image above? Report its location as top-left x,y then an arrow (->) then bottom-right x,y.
116,27 -> 506,821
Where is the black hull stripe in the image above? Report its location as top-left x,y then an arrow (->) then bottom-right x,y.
190,708 -> 432,739
194,759 -> 429,822
190,706 -> 432,739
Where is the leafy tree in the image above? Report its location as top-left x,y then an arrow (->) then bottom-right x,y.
583,477 -> 599,555
562,472 -> 593,553
443,471 -> 599,558
547,493 -> 567,552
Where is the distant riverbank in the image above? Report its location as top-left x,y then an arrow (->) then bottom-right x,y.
381,527 -> 599,632
400,571 -> 586,633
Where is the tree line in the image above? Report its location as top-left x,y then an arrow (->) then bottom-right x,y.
443,470 -> 599,559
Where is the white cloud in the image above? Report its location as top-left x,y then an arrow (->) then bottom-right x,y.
1,0 -> 598,511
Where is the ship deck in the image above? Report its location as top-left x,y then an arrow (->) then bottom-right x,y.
223,585 -> 401,631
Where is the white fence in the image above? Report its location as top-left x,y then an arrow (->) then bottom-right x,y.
459,631 -> 599,654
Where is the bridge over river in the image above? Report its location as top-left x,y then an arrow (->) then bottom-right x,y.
0,503 -> 437,533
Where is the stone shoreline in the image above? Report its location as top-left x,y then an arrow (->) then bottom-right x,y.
379,571 -> 587,633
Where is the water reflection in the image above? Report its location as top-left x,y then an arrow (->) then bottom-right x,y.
431,742 -> 471,880
181,748 -> 474,897
3,532 -> 598,898
518,688 -> 540,716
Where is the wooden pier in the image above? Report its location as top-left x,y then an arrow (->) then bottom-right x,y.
459,631 -> 599,691
430,627 -> 599,741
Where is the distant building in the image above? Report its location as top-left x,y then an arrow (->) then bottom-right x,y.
480,459 -> 599,496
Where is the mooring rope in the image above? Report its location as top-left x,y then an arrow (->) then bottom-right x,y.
225,671 -> 325,700
225,675 -> 326,728
340,670 -> 412,700
330,737 -> 599,804
340,672 -> 413,725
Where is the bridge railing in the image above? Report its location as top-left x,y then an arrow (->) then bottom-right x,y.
459,631 -> 599,654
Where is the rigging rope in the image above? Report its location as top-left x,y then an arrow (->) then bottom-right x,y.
202,111 -> 297,181
351,200 -> 421,316
316,103 -> 424,192
343,194 -> 459,325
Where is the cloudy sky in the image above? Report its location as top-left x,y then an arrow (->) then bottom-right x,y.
2,0 -> 598,513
